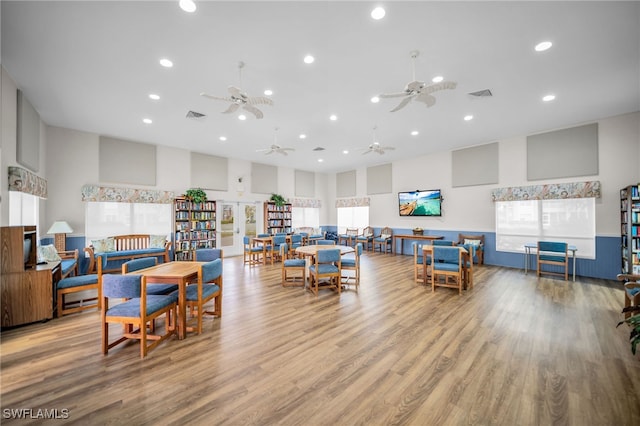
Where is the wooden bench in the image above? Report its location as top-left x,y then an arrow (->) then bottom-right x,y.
84,234 -> 171,274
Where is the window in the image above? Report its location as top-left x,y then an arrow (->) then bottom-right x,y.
85,202 -> 171,244
9,191 -> 39,232
292,207 -> 320,230
336,206 -> 369,234
496,198 -> 595,258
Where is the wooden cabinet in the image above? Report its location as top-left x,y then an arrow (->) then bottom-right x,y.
263,202 -> 292,234
1,226 -> 60,328
174,197 -> 216,261
620,185 -> 640,274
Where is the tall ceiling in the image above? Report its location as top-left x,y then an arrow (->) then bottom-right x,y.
2,1 -> 639,173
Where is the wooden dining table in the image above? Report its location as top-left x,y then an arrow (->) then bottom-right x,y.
126,261 -> 203,340
422,245 -> 473,290
252,236 -> 273,265
295,244 -> 354,258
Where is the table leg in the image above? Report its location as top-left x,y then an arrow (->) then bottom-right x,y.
572,250 -> 576,281
178,279 -> 186,340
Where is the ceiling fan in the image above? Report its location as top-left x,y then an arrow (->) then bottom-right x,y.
379,50 -> 457,112
362,126 -> 395,155
256,128 -> 295,155
200,61 -> 273,119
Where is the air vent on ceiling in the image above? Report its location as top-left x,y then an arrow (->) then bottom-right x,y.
186,110 -> 206,119
468,89 -> 493,97
312,147 -> 325,151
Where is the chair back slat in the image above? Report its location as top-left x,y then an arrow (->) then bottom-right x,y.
317,239 -> 335,245
103,274 -> 142,298
122,257 -> 157,273
195,248 -> 222,261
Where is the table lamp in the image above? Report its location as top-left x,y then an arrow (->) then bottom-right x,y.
47,221 -> 73,252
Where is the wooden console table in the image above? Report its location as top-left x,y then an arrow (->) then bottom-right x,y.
392,234 -> 444,255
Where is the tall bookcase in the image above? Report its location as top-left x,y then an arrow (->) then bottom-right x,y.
620,184 -> 640,275
263,201 -> 293,234
174,197 -> 216,261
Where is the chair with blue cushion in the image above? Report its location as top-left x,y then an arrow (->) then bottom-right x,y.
316,239 -> 335,246
290,234 -> 303,253
59,249 -> 79,278
272,234 -> 287,262
459,243 -> 476,289
338,227 -> 358,246
412,242 -> 428,283
432,240 -> 455,246
341,242 -> 362,290
373,227 -> 393,253
243,236 -> 263,266
57,272 -> 100,317
536,241 -> 568,280
308,230 -> 325,244
431,246 -> 463,295
308,248 -> 342,296
458,233 -> 485,265
122,258 -> 178,296
101,274 -> 177,358
617,274 -> 640,319
280,243 -> 306,287
183,259 -> 223,334
355,226 -> 374,251
195,248 -> 223,262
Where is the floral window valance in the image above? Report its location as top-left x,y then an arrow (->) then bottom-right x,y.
291,198 -> 322,208
8,166 -> 47,198
491,180 -> 601,202
335,197 -> 370,208
82,184 -> 175,203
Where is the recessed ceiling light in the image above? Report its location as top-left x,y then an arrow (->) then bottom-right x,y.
142,118 -> 152,124
318,158 -> 324,163
343,150 -> 349,154
535,41 -> 553,52
432,76 -> 444,83
371,7 -> 386,20
542,94 -> 556,102
179,0 -> 196,13
238,114 -> 247,120
299,134 -> 307,139
464,115 -> 474,121
329,114 -> 337,121
264,89 -> 273,96
304,55 -> 315,64
411,130 -> 419,136
159,58 -> 173,68
149,94 -> 160,100
219,136 -> 227,141
370,96 -> 380,103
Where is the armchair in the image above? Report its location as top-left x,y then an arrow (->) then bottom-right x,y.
536,241 -> 568,280
308,248 -> 342,296
356,226 -> 374,251
374,227 -> 393,253
458,233 -> 485,265
431,246 -> 463,295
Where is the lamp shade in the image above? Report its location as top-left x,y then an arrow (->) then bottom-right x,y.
47,221 -> 73,234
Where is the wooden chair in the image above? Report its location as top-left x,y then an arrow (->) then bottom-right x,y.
308,248 -> 342,296
617,274 -> 640,319
122,258 -> 178,295
195,248 -> 223,261
101,274 -> 176,358
280,243 -> 306,287
243,236 -> 263,266
56,273 -> 100,317
58,249 -> 79,278
341,242 -> 362,290
458,233 -> 485,265
373,227 -> 393,253
355,226 -> 374,251
412,242 -> 426,283
316,239 -> 336,245
537,241 -> 568,280
431,246 -> 463,295
338,227 -> 359,246
184,259 -> 223,334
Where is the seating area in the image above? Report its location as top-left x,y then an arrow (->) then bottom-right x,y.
84,234 -> 172,274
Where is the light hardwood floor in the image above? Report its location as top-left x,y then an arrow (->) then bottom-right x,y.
1,252 -> 639,425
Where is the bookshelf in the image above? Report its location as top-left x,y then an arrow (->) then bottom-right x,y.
620,184 -> 640,275
263,201 -> 293,234
174,197 -> 216,261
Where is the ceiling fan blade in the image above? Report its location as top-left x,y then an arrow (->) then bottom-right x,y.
414,93 -> 437,107
228,86 -> 243,96
382,146 -> 396,151
362,149 -> 372,155
379,92 -> 409,99
247,96 -> 274,106
201,93 -> 231,102
390,96 -> 413,112
243,104 -> 264,119
222,103 -> 241,114
420,81 -> 457,95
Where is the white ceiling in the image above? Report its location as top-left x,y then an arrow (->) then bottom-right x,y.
2,1 -> 639,173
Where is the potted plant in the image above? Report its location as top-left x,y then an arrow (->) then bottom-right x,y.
185,188 -> 207,204
618,305 -> 640,355
270,193 -> 287,207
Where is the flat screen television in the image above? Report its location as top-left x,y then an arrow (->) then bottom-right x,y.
398,189 -> 442,217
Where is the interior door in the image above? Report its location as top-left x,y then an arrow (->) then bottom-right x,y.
218,202 -> 258,257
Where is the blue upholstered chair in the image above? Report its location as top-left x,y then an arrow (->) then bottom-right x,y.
373,227 -> 393,253
195,248 -> 223,261
536,241 -> 568,280
57,273 -> 99,317
183,259 -> 223,334
290,234 -> 303,252
308,248 -> 342,296
272,234 -> 287,261
341,242 -> 362,290
458,233 -> 485,265
243,236 -> 263,266
316,239 -> 335,246
59,249 -> 79,278
412,242 -> 428,283
101,274 -> 177,358
122,258 -> 178,296
280,243 -> 306,287
308,230 -> 325,244
355,226 -> 374,251
338,227 -> 358,246
431,246 -> 463,295
432,240 -> 455,246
